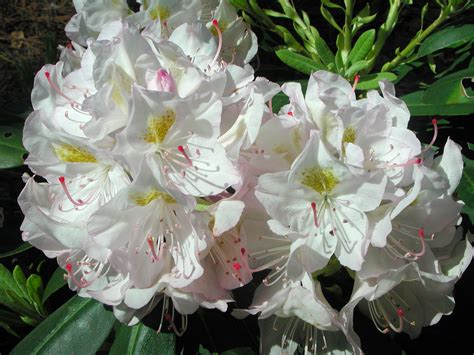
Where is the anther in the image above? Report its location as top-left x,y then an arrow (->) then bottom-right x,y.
233,262 -> 241,271
178,145 -> 193,167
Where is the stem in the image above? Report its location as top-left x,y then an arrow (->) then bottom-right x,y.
342,0 -> 354,68
366,0 -> 401,72
381,5 -> 452,72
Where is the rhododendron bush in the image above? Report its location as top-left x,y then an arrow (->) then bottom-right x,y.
1,0 -> 474,353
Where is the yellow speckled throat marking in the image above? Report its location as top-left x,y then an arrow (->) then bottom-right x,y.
131,189 -> 176,206
342,127 -> 356,145
54,144 -> 97,163
143,109 -> 176,144
150,5 -> 170,21
300,167 -> 339,194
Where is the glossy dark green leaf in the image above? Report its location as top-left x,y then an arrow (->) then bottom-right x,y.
402,90 -> 474,116
417,24 -> 474,58
110,323 -> 176,355
402,67 -> 474,115
11,296 -> 116,355
42,267 -> 67,303
0,243 -> 33,259
0,126 -> 26,169
275,49 -> 324,75
348,29 -> 375,64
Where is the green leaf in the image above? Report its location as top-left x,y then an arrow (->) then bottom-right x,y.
110,323 -> 176,355
417,24 -> 474,58
275,49 -> 324,75
345,60 -> 369,79
0,243 -> 33,259
229,0 -> 248,11
0,126 -> 26,169
313,37 -> 335,66
26,274 -> 46,316
42,267 -> 67,303
402,67 -> 474,115
348,29 -> 375,64
356,72 -> 397,90
272,80 -> 308,113
457,156 -> 474,222
272,92 -> 289,113
320,5 -> 343,33
12,265 -> 30,300
263,9 -> 288,19
11,296 -> 115,355
0,264 -> 39,319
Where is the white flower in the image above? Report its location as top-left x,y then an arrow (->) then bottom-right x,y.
255,131 -> 387,270
114,86 -> 241,196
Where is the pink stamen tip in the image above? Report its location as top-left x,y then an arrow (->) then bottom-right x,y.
287,111 -> 293,116
396,308 -> 405,317
212,19 -> 218,26
59,176 -> 66,184
177,145 -> 193,167
422,118 -> 439,154
66,263 -> 73,272
352,74 -> 360,93
45,71 -> 51,78
240,247 -> 246,255
233,262 -> 242,271
415,158 -> 422,164
418,228 -> 425,239
310,202 -> 319,227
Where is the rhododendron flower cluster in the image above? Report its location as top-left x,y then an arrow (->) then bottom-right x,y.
18,1 -> 471,353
